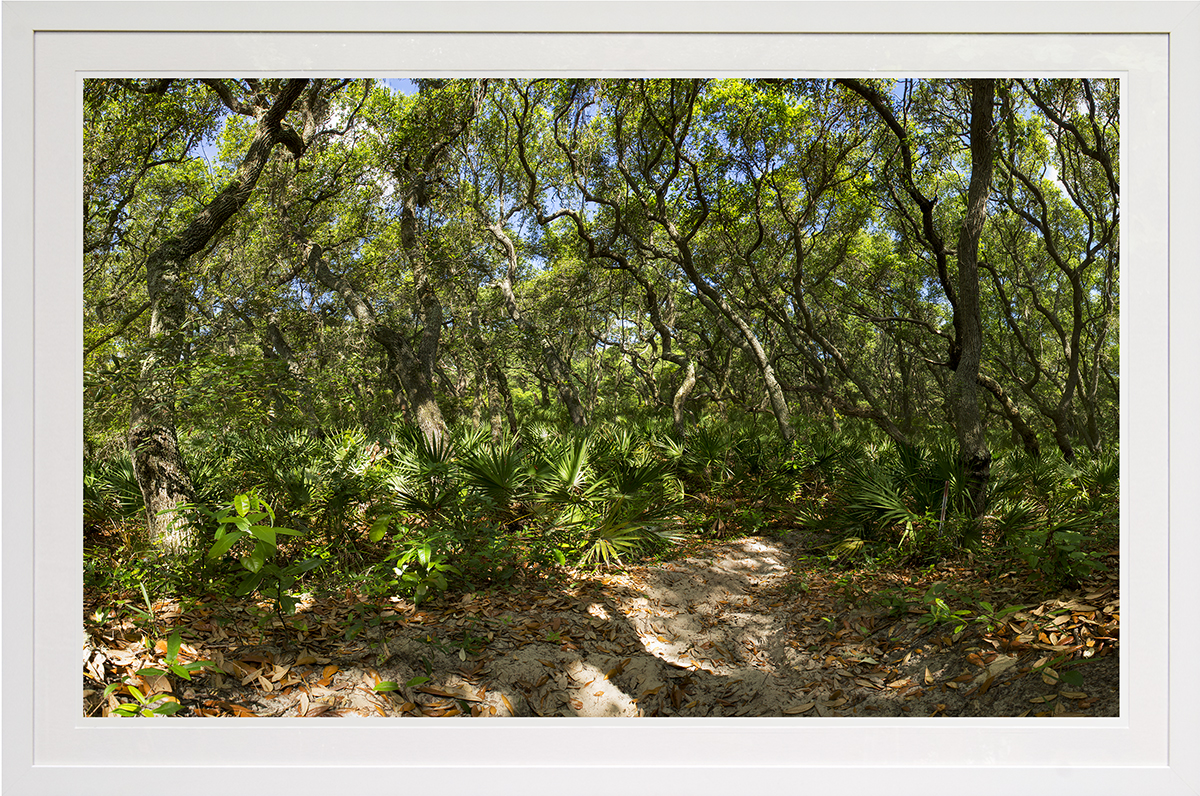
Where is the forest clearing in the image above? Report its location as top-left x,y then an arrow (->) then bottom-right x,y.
84,76 -> 1119,718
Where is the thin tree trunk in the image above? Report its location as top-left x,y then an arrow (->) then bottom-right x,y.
265,313 -> 323,437
484,220 -> 587,427
976,371 -> 1040,458
672,360 -> 698,438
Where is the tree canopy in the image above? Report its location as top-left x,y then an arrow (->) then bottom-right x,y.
83,77 -> 1120,721
85,76 -> 1117,552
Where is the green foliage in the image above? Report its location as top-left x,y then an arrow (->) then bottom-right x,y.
102,678 -> 184,717
387,532 -> 461,606
84,78 -> 1118,583
460,439 -> 533,516
83,455 -> 144,531
136,628 -> 224,682
991,449 -> 1116,588
196,492 -> 319,616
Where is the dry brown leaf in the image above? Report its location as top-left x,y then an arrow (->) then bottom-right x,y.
417,685 -> 483,702
142,673 -> 173,695
605,659 -> 630,680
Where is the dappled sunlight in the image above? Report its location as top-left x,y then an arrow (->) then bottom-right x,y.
82,77 -> 1119,721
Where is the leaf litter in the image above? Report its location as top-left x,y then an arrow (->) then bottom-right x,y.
84,532 -> 1118,718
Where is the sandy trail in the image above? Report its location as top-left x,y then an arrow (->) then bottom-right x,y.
88,534 -> 1118,719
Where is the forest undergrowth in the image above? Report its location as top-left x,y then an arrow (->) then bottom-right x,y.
83,419 -> 1119,718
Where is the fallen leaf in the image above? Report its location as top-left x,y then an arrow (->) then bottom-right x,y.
605,659 -> 629,680
972,655 -> 1018,685
417,685 -> 483,702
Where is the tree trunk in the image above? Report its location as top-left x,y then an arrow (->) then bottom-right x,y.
672,360 -> 698,437
484,220 -> 588,427
128,78 -> 309,554
265,313 -> 323,437
681,270 -> 796,442
304,242 -> 449,446
948,79 -> 996,517
976,371 -> 1040,458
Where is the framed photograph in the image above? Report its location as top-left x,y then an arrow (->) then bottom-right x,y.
5,1 -> 1197,793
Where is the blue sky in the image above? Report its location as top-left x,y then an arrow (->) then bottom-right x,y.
382,78 -> 418,95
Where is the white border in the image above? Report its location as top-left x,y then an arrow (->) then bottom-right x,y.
4,2 -> 1197,794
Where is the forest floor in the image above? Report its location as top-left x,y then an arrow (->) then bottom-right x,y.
84,530 -> 1119,719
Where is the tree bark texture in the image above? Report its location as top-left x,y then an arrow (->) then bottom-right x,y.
128,78 -> 309,554
672,360 -> 698,438
948,79 -> 996,517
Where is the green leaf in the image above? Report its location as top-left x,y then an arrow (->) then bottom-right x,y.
208,530 -> 247,559
248,524 -> 277,548
1060,669 -> 1084,687
166,629 -> 182,661
235,571 -> 265,596
152,700 -> 184,715
242,541 -> 271,573
373,681 -> 401,692
369,515 -> 392,543
234,493 -> 251,517
136,666 -> 168,677
169,663 -> 193,680
404,676 -> 430,688
291,557 -> 324,574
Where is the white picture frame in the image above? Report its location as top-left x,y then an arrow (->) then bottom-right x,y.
4,2 -> 1197,793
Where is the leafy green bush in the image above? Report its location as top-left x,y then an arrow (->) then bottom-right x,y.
197,492 -> 321,616
83,455 -> 144,531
